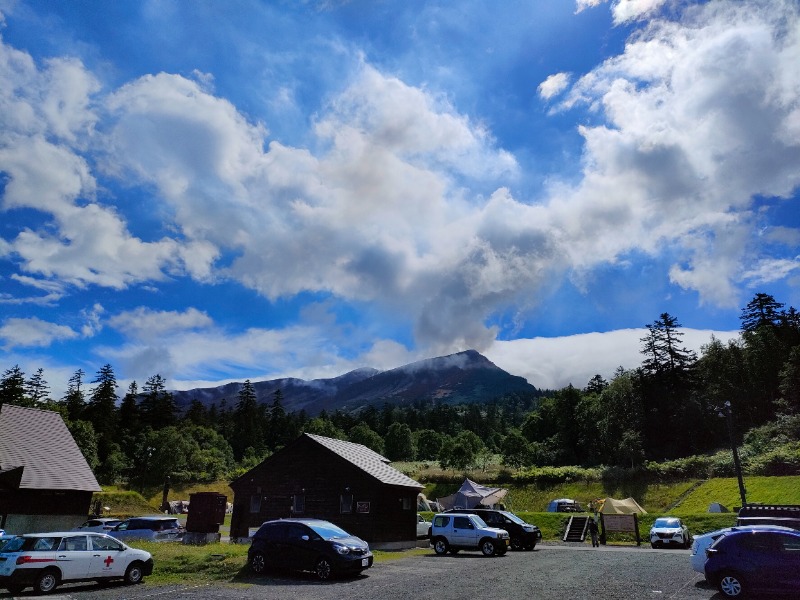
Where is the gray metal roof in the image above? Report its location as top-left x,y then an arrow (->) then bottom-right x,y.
305,433 -> 422,490
0,404 -> 101,492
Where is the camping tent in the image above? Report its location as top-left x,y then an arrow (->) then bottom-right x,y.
708,502 -> 730,513
437,479 -> 508,510
599,497 -> 647,515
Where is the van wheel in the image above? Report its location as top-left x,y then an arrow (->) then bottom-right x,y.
510,537 -> 523,551
35,569 -> 60,594
433,537 -> 449,555
124,561 -> 144,584
480,538 -> 497,556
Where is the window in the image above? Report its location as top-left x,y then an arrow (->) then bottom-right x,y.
292,494 -> 305,514
401,497 -> 413,510
340,494 -> 353,513
453,516 -> 473,529
60,536 -> 87,552
250,494 -> 262,513
91,536 -> 123,552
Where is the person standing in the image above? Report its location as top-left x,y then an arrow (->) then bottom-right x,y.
588,515 -> 600,547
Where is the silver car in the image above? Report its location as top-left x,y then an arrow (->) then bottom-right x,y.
72,518 -> 122,533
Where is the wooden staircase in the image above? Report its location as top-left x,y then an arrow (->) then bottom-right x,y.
563,515 -> 589,542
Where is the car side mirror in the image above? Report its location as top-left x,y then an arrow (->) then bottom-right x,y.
301,535 -> 310,541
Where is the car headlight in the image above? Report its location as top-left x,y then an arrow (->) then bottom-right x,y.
332,543 -> 350,555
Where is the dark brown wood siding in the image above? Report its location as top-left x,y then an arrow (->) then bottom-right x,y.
0,489 -> 92,517
230,436 -> 418,544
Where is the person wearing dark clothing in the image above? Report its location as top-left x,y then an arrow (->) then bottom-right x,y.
588,516 -> 600,547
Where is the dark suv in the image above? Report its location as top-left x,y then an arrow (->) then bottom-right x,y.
248,518 -> 373,580
444,508 -> 540,550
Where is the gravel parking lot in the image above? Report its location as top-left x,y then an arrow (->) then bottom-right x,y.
0,544 -> 723,600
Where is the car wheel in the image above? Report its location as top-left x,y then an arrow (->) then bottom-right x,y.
433,537 -> 449,555
480,539 -> 497,556
525,541 -> 536,550
315,557 -> 333,581
35,568 -> 60,594
510,537 -> 523,551
250,550 -> 267,574
718,573 -> 746,597
124,561 -> 144,585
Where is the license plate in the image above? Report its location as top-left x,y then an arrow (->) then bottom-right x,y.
361,558 -> 369,566
504,539 -> 509,546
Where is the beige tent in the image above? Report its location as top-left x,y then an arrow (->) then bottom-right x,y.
599,497 -> 647,515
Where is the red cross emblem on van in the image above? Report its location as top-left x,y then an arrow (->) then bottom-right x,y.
104,555 -> 114,567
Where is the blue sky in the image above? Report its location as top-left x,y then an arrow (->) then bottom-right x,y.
1,0 -> 798,397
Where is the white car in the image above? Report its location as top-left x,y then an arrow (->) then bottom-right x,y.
689,524 -> 797,575
649,517 -> 690,549
417,513 -> 430,539
0,531 -> 153,595
72,518 -> 122,533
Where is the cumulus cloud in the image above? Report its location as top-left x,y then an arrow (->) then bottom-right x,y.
538,72 -> 571,100
0,317 -> 78,349
1,1 -> 799,384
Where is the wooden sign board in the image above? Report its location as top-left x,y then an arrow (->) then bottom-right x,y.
603,514 -> 637,532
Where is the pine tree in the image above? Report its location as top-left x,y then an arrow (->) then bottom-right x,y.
0,365 -> 28,406
25,368 -> 50,405
139,374 -> 177,430
86,364 -> 119,461
62,369 -> 87,421
232,380 -> 264,460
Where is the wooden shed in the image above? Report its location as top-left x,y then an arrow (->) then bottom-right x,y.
230,433 -> 423,549
0,404 -> 102,534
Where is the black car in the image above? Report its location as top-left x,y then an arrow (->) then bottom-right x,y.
248,518 -> 373,580
444,508 -> 540,550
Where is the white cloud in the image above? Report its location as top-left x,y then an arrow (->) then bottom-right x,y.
108,307 -> 214,341
611,0 -> 668,24
486,328 -> 741,390
538,72 -> 571,100
0,317 -> 78,349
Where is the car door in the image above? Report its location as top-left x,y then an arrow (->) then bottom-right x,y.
284,523 -> 318,571
775,533 -> 800,592
88,534 -> 128,579
451,516 -> 478,547
55,536 -> 89,582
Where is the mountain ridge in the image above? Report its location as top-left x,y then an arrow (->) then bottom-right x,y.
171,349 -> 538,415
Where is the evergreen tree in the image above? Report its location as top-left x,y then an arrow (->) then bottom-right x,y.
25,368 -> 50,405
232,380 -> 264,461
139,374 -> 178,430
85,364 -> 119,461
0,365 -> 28,406
62,369 -> 86,421
267,389 -> 287,450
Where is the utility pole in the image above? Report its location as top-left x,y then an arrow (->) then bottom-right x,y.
724,401 -> 747,509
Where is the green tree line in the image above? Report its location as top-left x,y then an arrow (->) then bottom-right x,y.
2,293 -> 799,488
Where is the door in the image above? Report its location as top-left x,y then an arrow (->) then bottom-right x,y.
284,523 -> 318,571
451,516 -> 478,547
775,533 -> 800,592
88,535 -> 127,578
55,535 -> 90,581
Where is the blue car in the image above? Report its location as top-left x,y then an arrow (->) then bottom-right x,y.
705,529 -> 800,597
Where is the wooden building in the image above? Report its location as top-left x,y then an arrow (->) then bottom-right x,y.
230,433 -> 423,549
0,404 -> 101,533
